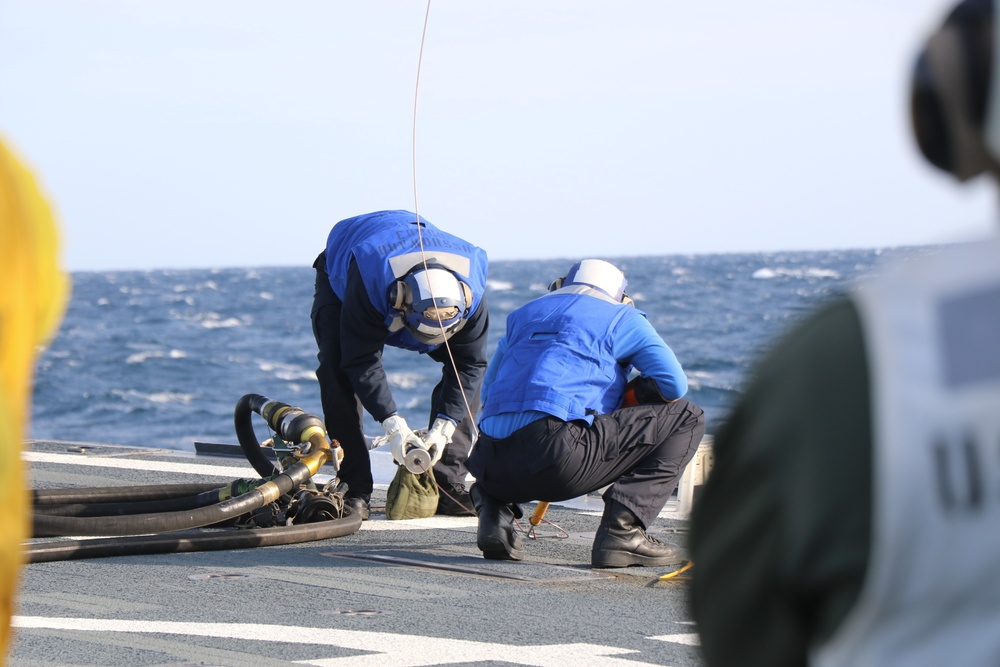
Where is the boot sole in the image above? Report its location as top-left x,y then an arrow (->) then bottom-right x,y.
479,535 -> 523,561
591,550 -> 686,568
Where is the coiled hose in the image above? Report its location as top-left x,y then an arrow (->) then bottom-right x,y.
27,394 -> 358,562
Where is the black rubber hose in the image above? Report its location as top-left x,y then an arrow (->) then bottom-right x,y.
31,464 -> 312,537
31,483 -> 224,505
32,487 -> 233,517
32,490 -> 263,537
234,393 -> 282,479
26,512 -> 363,563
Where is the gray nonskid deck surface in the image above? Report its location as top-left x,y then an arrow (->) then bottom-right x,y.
13,440 -> 704,666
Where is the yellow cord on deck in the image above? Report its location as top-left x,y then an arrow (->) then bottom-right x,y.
658,561 -> 694,581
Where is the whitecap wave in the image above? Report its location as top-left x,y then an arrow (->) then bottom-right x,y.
400,396 -> 422,411
752,267 -> 841,280
111,389 -> 196,404
684,369 -> 717,391
126,349 -> 187,364
256,360 -> 317,381
198,313 -> 248,328
386,371 -> 425,390
805,268 -> 841,279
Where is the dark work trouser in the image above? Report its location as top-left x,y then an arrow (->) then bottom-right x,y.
310,256 -> 476,497
425,377 -> 479,492
466,399 -> 706,529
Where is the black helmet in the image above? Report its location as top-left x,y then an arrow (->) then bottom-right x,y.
911,0 -> 998,180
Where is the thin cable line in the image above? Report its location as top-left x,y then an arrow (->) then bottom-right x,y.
410,0 -> 480,451
412,0 -> 431,228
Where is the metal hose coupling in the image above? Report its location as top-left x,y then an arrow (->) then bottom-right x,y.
234,394 -> 342,477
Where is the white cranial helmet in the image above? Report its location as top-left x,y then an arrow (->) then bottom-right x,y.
391,264 -> 472,345
559,259 -> 630,303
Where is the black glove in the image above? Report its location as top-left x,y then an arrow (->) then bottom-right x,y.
624,376 -> 668,406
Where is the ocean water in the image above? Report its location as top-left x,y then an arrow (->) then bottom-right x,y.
30,248 -> 929,452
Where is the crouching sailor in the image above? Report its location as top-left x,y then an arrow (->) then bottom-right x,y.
466,259 -> 705,566
311,210 -> 489,519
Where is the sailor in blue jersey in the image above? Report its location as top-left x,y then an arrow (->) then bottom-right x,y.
465,259 -> 706,566
311,210 -> 489,519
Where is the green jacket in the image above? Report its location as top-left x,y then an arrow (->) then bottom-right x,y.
689,298 -> 872,667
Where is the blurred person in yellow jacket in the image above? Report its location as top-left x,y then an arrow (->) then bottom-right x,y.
0,136 -> 69,653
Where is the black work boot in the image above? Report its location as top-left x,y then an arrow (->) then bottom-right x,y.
345,494 -> 371,521
469,484 -> 524,561
591,498 -> 685,568
334,481 -> 370,521
436,483 -> 476,516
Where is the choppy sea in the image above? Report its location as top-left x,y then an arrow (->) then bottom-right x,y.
30,248 -> 933,452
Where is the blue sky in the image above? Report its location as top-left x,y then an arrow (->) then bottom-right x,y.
1,1 -> 996,272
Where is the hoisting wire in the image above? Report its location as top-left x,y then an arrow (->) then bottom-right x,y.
408,0 -> 481,459
405,6 -> 567,541
405,4 -> 566,534
412,0 -> 431,234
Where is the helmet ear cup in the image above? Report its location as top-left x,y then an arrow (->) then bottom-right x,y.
459,280 -> 473,315
389,280 -> 411,311
547,277 -> 565,292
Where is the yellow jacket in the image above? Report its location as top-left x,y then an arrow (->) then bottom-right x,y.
0,136 -> 69,652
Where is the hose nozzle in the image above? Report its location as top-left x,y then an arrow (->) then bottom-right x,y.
403,446 -> 432,474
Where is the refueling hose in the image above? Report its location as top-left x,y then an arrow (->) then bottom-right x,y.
27,394 -> 358,562
27,515 -> 363,563
234,393 -> 341,478
31,483 -> 239,518
33,449 -> 313,537
32,482 -> 224,505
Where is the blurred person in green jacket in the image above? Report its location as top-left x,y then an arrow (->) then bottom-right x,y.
690,1 -> 1000,665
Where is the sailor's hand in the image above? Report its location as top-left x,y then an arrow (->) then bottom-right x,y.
421,417 -> 457,467
623,375 -> 669,406
383,414 -> 423,466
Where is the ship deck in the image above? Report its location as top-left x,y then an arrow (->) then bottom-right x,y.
12,438 -> 705,666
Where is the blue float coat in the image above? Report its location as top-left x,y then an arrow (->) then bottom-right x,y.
324,210 -> 487,351
479,290 -> 686,439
